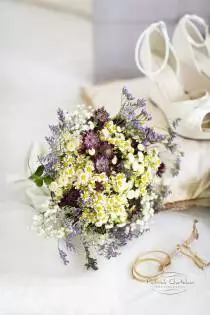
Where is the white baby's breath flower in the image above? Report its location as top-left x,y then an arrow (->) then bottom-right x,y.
130,223 -> 136,231
73,110 -> 79,116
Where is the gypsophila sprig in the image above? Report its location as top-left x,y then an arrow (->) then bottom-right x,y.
29,89 -> 182,270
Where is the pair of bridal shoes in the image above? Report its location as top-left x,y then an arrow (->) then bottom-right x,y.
135,15 -> 210,140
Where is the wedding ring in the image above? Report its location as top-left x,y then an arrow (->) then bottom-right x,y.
132,257 -> 164,282
133,250 -> 172,271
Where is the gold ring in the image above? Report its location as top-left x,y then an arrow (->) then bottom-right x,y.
132,257 -> 164,282
134,250 -> 171,271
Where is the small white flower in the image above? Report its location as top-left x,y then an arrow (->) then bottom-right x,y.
128,153 -> 135,163
105,223 -> 114,229
134,189 -> 140,198
95,221 -> 103,227
137,144 -> 144,151
49,181 -> 58,192
58,176 -> 69,187
101,128 -> 109,138
117,223 -> 126,227
131,223 -> 136,231
112,156 -> 117,165
138,151 -> 144,162
88,121 -> 95,130
88,148 -> 95,156
127,190 -> 135,199
132,162 -> 144,174
125,226 -> 130,234
132,161 -> 139,171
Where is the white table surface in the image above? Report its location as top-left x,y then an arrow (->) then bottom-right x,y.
0,2 -> 210,314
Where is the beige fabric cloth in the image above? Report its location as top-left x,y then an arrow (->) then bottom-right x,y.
81,77 -> 210,208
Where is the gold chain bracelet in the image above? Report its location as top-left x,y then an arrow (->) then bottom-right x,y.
132,220 -> 210,282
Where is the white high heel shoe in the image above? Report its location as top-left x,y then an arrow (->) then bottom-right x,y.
172,14 -> 210,92
135,21 -> 210,140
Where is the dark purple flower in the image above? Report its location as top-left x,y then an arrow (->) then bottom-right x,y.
99,142 -> 114,159
93,107 -> 109,123
83,130 -> 100,149
95,155 -> 109,173
78,145 -> 87,155
95,181 -> 104,191
59,188 -> 81,208
157,162 -> 166,177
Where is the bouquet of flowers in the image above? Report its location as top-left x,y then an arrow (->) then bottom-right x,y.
30,88 -> 182,270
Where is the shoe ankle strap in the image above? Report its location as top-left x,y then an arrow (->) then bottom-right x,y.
135,21 -> 170,79
184,14 -> 209,48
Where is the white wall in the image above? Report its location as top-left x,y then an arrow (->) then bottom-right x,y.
19,0 -> 92,16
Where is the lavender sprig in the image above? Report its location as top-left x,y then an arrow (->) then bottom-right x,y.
58,246 -> 69,265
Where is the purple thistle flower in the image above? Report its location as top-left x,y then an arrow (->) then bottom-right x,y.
95,155 -> 109,173
93,107 -> 109,123
157,162 -> 166,177
95,181 -> 104,192
99,142 -> 114,159
59,188 -> 81,208
82,130 -> 100,149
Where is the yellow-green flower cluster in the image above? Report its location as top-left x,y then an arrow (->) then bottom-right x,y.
47,120 -> 161,230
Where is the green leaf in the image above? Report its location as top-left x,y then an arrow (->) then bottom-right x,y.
34,165 -> 44,177
34,177 -> 43,187
43,175 -> 53,185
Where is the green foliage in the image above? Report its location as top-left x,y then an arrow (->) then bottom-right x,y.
29,165 -> 53,188
34,165 -> 44,177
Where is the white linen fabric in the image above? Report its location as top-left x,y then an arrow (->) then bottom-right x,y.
82,78 -> 210,204
0,200 -> 210,315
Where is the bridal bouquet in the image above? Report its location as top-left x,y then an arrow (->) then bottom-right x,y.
30,88 -> 182,270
